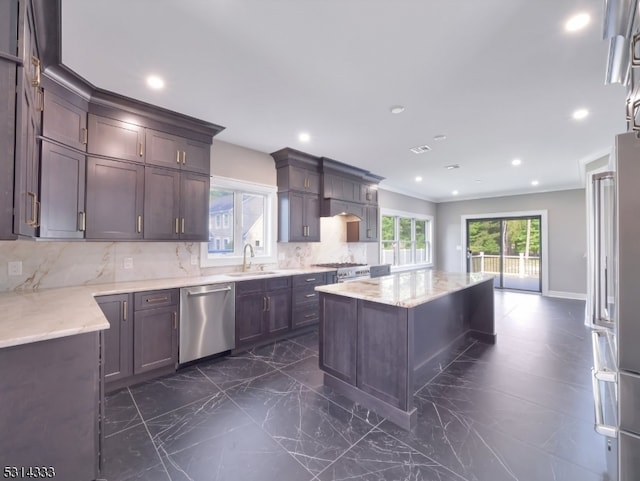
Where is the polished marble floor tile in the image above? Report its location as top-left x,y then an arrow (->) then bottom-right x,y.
197,353 -> 276,391
100,423 -> 168,481
101,292 -> 609,481
103,387 -> 142,438
129,367 -> 220,421
227,369 -> 376,474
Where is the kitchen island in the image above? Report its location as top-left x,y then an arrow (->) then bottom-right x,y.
315,269 -> 495,430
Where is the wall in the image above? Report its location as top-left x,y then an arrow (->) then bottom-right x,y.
0,140 -> 373,292
435,189 -> 587,297
378,189 -> 437,217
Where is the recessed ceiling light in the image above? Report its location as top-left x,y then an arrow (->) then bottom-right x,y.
531,180 -> 539,186
415,176 -> 423,182
452,190 -> 459,196
511,159 -> 522,166
572,108 -> 589,120
390,106 -> 405,114
146,75 -> 165,90
433,134 -> 447,141
298,132 -> 311,142
565,12 -> 590,32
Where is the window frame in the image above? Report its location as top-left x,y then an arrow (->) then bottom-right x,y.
200,176 -> 277,268
380,208 -> 434,271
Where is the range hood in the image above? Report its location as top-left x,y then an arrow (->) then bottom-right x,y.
321,198 -> 363,218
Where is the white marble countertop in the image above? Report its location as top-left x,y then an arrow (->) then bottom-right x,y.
315,269 -> 495,308
0,267 -> 334,349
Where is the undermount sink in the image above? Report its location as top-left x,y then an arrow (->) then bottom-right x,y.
226,271 -> 278,277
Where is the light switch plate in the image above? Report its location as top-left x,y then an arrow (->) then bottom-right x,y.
190,254 -> 198,265
8,261 -> 22,276
124,257 -> 134,269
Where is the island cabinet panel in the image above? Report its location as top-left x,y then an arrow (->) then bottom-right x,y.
85,157 -> 144,239
357,300 -> 411,410
0,332 -> 100,481
319,293 -> 357,385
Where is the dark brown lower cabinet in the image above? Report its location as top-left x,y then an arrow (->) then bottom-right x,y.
291,272 -> 327,329
319,293 -> 358,385
98,293 -> 133,383
97,289 -> 178,392
235,277 -> 292,349
0,332 -> 100,481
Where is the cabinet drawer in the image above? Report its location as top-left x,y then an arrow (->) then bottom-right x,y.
292,285 -> 320,306
134,289 -> 178,311
292,305 -> 319,329
292,272 -> 327,287
265,276 -> 291,291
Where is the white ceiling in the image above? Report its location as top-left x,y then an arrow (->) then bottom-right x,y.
60,0 -> 627,202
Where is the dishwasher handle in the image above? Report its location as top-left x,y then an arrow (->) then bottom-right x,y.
186,286 -> 232,297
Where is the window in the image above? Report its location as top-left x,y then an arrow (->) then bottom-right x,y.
380,209 -> 433,267
200,177 -> 277,267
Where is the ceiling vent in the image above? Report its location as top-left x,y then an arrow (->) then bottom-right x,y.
410,145 -> 432,154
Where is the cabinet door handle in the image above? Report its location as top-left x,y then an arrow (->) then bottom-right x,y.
26,192 -> 38,226
81,127 -> 88,145
305,293 -> 316,298
31,56 -> 41,87
146,296 -> 169,303
181,218 -> 185,234
182,151 -> 186,165
175,218 -> 179,234
262,296 -> 267,312
173,312 -> 177,330
266,296 -> 271,311
37,88 -> 44,112
122,301 -> 127,321
78,211 -> 86,232
304,313 -> 316,319
137,215 -> 143,233
176,150 -> 181,164
305,278 -> 317,282
139,142 -> 144,157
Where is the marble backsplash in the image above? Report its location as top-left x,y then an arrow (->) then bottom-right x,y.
0,217 -> 374,292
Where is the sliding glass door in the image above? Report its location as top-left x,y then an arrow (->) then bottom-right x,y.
467,216 -> 541,292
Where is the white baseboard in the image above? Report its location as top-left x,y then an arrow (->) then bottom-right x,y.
546,290 -> 586,301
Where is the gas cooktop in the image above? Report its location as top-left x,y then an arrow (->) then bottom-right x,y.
313,262 -> 368,269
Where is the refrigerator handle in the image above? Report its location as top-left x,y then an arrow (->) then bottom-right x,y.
592,172 -> 616,330
591,330 -> 617,383
591,367 -> 618,438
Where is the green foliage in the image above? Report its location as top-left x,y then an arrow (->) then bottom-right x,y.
468,218 -> 540,256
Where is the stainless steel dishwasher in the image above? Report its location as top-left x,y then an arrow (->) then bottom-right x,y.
179,282 -> 235,364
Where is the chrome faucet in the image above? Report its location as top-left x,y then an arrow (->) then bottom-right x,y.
242,243 -> 255,271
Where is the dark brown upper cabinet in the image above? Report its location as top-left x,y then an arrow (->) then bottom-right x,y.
43,88 -> 88,151
145,129 -> 211,175
85,157 -> 144,240
87,114 -> 145,163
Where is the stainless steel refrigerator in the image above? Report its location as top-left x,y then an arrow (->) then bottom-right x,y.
590,130 -> 640,481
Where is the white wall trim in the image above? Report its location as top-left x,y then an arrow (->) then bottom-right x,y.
547,290 -> 587,301
460,210 -> 549,296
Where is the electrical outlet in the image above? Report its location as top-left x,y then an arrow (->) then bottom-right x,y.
124,257 -> 134,269
8,261 -> 22,276
190,254 -> 198,265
